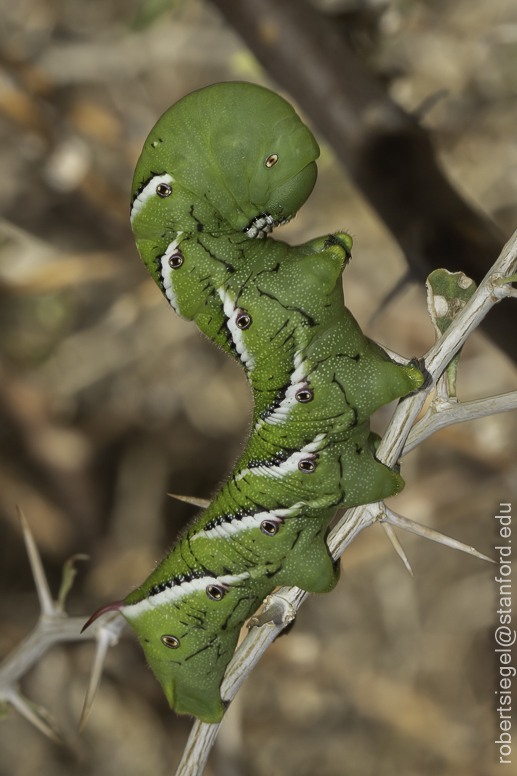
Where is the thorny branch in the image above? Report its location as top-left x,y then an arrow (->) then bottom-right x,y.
1,231 -> 516,768
0,509 -> 125,741
173,230 -> 517,776
403,391 -> 517,455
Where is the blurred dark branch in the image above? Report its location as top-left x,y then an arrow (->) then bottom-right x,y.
210,0 -> 516,362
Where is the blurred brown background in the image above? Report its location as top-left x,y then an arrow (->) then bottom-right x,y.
0,1 -> 516,774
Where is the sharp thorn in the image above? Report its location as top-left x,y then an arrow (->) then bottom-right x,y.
79,629 -> 111,732
167,493 -> 211,508
16,506 -> 55,617
8,689 -> 62,744
381,522 -> 414,576
382,508 -> 495,564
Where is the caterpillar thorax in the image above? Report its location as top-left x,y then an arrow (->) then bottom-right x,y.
84,82 -> 423,723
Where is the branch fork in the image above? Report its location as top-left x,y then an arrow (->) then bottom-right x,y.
0,507 -> 125,741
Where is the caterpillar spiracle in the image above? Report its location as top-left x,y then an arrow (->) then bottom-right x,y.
83,82 -> 424,723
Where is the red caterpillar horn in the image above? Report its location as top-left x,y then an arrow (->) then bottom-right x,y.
81,600 -> 125,633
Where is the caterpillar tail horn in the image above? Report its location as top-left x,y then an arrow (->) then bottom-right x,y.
81,601 -> 125,633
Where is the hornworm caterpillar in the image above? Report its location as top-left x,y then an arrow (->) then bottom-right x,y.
83,82 -> 423,723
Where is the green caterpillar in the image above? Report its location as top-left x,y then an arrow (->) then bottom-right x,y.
83,82 -> 423,723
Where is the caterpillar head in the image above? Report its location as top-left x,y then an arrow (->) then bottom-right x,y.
130,81 -> 319,242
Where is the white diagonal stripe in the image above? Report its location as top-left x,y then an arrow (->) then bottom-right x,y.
130,174 -> 175,224
254,349 -> 307,431
194,502 -> 306,540
218,288 -> 255,371
235,433 -> 326,482
121,572 -> 250,619
158,233 -> 185,317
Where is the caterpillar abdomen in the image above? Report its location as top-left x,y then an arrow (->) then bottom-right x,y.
83,82 -> 423,724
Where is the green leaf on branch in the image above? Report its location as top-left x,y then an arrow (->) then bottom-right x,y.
58,554 -> 89,610
426,269 -> 476,397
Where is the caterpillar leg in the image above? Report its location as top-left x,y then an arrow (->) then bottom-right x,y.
337,430 -> 405,507
268,514 -> 340,594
